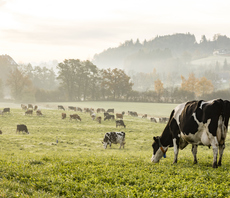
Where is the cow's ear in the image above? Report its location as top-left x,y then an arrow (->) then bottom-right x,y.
153,136 -> 157,141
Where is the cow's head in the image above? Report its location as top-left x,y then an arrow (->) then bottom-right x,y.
102,141 -> 108,149
151,136 -> 167,163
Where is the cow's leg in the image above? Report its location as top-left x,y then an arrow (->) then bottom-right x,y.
191,145 -> 198,164
211,137 -> 219,168
173,138 -> 179,164
218,143 -> 225,166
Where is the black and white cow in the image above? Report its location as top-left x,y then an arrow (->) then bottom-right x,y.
116,120 -> 126,128
151,99 -> 230,168
102,132 -> 125,149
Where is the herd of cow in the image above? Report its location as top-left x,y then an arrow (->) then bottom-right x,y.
1,98 -> 229,168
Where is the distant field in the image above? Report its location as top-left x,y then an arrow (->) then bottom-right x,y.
0,102 -> 230,197
0,101 -> 178,118
191,55 -> 230,66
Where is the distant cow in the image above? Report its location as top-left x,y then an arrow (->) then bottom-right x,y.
58,105 -> 65,111
104,112 -> 109,118
16,124 -> 29,134
36,110 -> 42,116
97,108 -> 105,113
102,131 -> 125,149
25,109 -> 33,115
150,117 -> 157,123
68,106 -> 76,111
21,104 -> 27,110
34,105 -> 38,111
70,114 -> 81,121
2,108 -> 10,114
104,114 -> 115,121
142,114 -> 147,118
91,113 -> 96,120
62,113 -> 66,119
128,111 -> 138,117
28,104 -> 33,109
116,120 -> 126,128
107,109 -> 114,113
76,107 -> 82,112
116,113 -> 123,119
159,117 -> 169,123
96,116 -> 102,124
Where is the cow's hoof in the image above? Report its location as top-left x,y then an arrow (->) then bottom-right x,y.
193,160 -> 197,164
212,162 -> 218,168
218,161 -> 222,166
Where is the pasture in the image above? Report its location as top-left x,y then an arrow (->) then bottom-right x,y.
0,102 -> 230,197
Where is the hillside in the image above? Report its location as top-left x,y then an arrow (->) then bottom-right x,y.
92,33 -> 230,74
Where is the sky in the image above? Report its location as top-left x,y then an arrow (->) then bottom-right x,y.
0,0 -> 230,65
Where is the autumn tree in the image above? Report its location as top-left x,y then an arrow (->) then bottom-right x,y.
101,68 -> 133,100
196,77 -> 214,97
181,73 -> 197,93
154,79 -> 164,101
6,68 -> 33,101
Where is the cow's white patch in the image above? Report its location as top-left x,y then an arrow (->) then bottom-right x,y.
151,146 -> 168,163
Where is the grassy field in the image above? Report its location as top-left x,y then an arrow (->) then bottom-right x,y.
0,102 -> 230,197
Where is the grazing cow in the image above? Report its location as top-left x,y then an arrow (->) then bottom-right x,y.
91,113 -> 96,120
76,107 -> 82,112
25,109 -> 33,115
116,113 -> 123,119
36,109 -> 42,116
151,99 -> 230,168
128,111 -> 138,117
102,132 -> 125,149
107,108 -> 114,113
68,106 -> 76,111
70,114 -> 81,121
104,114 -> 115,121
142,114 -> 147,118
150,117 -> 157,123
34,105 -> 38,111
28,104 -> 33,109
116,120 -> 126,128
21,104 -> 27,110
58,105 -> 65,111
62,113 -> 66,119
96,116 -> 102,124
2,108 -> 10,114
104,112 -> 109,118
97,108 -> 105,113
16,124 -> 29,134
159,117 -> 169,123
122,111 -> 125,115
84,108 -> 91,113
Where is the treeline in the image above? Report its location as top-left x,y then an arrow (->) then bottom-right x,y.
93,33 -> 230,73
2,58 -> 230,103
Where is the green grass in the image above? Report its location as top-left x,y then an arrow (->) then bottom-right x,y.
0,102 -> 230,197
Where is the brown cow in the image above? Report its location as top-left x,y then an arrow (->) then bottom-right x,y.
28,104 -> 33,109
21,104 -> 27,110
62,113 -> 66,119
25,109 -> 33,115
34,105 -> 38,111
142,114 -> 147,118
150,117 -> 157,123
70,114 -> 81,121
96,116 -> 102,124
36,109 -> 42,116
116,113 -> 123,119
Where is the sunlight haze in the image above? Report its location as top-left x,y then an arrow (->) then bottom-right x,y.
0,0 -> 230,65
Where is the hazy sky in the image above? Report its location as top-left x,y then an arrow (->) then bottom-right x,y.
0,0 -> 230,65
